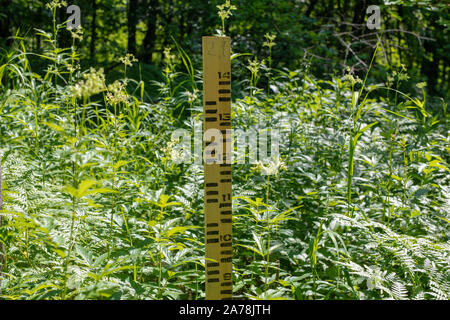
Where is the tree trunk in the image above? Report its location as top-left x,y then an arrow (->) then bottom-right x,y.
58,7 -> 71,49
179,4 -> 185,44
142,0 -> 159,64
351,0 -> 367,36
0,163 -> 4,274
420,11 -> 439,95
305,0 -> 319,18
339,0 -> 350,33
127,0 -> 138,55
421,39 -> 438,95
36,34 -> 41,53
90,0 -> 97,61
0,0 -> 12,46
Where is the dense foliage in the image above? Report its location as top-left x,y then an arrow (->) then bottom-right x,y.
0,0 -> 448,300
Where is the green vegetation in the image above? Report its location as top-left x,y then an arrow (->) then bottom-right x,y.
0,0 -> 448,300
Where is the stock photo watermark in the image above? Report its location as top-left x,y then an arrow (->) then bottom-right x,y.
45,1 -> 81,29
67,4 -> 81,29
164,120 -> 288,175
366,5 -> 381,30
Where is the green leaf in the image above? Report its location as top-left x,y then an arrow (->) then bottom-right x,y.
83,188 -> 118,196
231,53 -> 252,61
112,160 -> 132,170
78,180 -> 98,197
62,180 -> 117,199
76,244 -> 93,267
165,226 -> 199,238
353,121 -> 378,146
428,160 -> 449,172
93,253 -> 108,268
237,244 -> 265,258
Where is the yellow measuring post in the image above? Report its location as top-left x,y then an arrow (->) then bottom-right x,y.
202,36 -> 233,300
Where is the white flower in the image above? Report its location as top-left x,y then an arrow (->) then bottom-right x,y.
70,26 -> 84,41
70,67 -> 105,99
217,0 -> 237,20
247,57 -> 265,77
263,33 -> 276,49
105,80 -> 129,105
162,138 -> 187,164
416,82 -> 427,89
119,53 -> 138,67
163,48 -> 176,64
46,0 -> 67,10
186,89 -> 199,104
255,157 -> 287,175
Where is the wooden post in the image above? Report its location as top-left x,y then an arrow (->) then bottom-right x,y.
0,163 -> 4,274
202,36 -> 233,300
